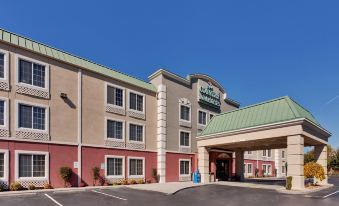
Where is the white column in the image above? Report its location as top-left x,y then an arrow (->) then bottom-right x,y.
198,147 -> 210,183
157,85 -> 167,183
77,69 -> 82,187
314,145 -> 328,185
235,150 -> 244,181
287,135 -> 305,190
275,149 -> 281,177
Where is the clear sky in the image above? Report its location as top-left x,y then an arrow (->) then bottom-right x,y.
1,1 -> 338,147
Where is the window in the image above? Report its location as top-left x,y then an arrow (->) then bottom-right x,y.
282,150 -> 285,158
282,165 -> 285,174
18,153 -> 46,178
247,164 -> 252,174
107,85 -> 124,107
19,59 -> 46,88
18,104 -> 46,130
180,105 -> 190,121
0,100 -> 5,126
129,158 -> 144,177
0,53 -> 4,79
129,92 -> 144,112
262,164 -> 271,175
267,150 -> 271,157
247,151 -> 252,155
129,123 -> 143,142
106,157 -> 123,177
180,131 -> 190,147
180,160 -> 190,176
262,165 -> 267,174
263,149 -> 271,157
209,114 -> 214,120
0,153 -> 4,178
198,110 -> 207,125
107,120 -> 124,140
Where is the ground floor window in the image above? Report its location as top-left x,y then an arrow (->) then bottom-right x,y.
106,156 -> 124,177
247,163 -> 252,175
179,160 -> 191,176
129,158 -> 144,177
0,153 -> 4,178
15,151 -> 48,180
262,164 -> 272,175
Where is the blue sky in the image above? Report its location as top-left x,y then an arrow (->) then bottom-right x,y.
1,1 -> 338,147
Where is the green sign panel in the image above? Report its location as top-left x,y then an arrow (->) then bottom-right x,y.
199,85 -> 221,109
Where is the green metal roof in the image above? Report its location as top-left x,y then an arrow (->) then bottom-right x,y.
200,96 -> 322,136
0,28 -> 156,92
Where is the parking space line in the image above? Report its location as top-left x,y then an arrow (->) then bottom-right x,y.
323,190 -> 339,199
44,194 -> 63,206
92,190 -> 127,201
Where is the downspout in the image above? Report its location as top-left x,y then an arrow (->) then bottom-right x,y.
77,69 -> 82,187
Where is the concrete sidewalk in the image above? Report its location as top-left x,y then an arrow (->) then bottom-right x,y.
125,182 -> 204,195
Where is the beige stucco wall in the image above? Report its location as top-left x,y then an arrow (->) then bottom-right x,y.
0,42 -> 79,143
81,70 -> 157,150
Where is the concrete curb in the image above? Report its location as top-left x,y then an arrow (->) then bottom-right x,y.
275,184 -> 334,195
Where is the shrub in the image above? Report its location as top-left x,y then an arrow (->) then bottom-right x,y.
137,179 -> 145,184
129,179 -> 137,185
92,167 -> 100,186
286,176 -> 292,190
121,179 -> 129,185
60,166 -> 73,187
10,182 -> 23,191
44,183 -> 53,189
28,184 -> 36,190
146,179 -> 152,184
0,184 -> 5,192
304,162 -> 326,184
151,168 -> 158,182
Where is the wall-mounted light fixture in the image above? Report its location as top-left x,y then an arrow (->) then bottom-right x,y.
60,93 -> 68,99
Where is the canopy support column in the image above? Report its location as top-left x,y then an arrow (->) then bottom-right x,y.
198,147 -> 210,183
287,135 -> 305,190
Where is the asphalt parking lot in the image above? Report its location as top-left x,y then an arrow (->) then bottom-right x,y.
0,177 -> 338,206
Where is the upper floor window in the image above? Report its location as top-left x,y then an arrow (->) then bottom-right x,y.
19,59 -> 45,88
263,149 -> 271,157
0,53 -> 4,79
129,123 -> 144,142
107,119 -> 124,140
129,92 -> 144,112
18,104 -> 46,130
282,150 -> 285,158
209,114 -> 214,120
180,105 -> 190,121
107,85 -> 124,107
180,131 -> 190,147
198,110 -> 207,125
247,151 -> 252,155
0,100 -> 5,126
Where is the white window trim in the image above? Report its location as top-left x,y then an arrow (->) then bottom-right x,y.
0,97 -> 9,129
0,49 -> 9,81
246,163 -> 253,175
104,117 -> 125,142
15,150 -> 49,181
262,164 -> 272,175
105,82 -> 125,109
127,89 -> 145,114
15,100 -> 49,133
197,109 -> 208,126
262,149 -> 272,158
127,121 -> 145,144
179,159 -> 191,177
105,155 -> 125,179
0,149 -> 9,182
15,54 -> 50,91
178,103 -> 191,123
179,129 -> 191,148
127,156 -> 145,179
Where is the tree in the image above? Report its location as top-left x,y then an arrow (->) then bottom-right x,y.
304,162 -> 325,184
60,167 -> 73,187
304,150 -> 315,164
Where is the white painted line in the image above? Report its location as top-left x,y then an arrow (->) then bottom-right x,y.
44,194 -> 63,206
92,190 -> 127,201
323,190 -> 339,199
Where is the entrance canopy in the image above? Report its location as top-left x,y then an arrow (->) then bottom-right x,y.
197,96 -> 331,190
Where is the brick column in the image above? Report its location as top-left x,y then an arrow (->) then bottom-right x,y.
157,85 -> 167,183
198,147 -> 210,183
314,145 -> 328,185
287,135 -> 305,190
235,150 -> 244,181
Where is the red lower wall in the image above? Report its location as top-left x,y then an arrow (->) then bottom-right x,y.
166,152 -> 196,182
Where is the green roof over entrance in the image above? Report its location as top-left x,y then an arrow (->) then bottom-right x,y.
200,96 -> 321,136
0,28 -> 156,92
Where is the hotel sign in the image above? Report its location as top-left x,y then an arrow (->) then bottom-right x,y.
199,85 -> 221,109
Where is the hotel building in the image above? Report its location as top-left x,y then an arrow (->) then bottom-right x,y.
0,29 -> 321,189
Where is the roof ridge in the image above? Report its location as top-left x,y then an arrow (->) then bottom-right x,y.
0,28 -> 154,89
214,96 -> 288,117
284,96 -> 300,118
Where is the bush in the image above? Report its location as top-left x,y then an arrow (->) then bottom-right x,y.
129,179 -> 137,185
121,179 -> 129,185
137,179 -> 145,184
151,168 -> 158,182
10,182 -> 23,191
28,184 -> 36,190
92,167 -> 100,186
304,162 -> 326,184
286,176 -> 292,190
146,179 -> 152,184
0,184 -> 5,192
44,183 -> 53,189
60,166 -> 73,187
